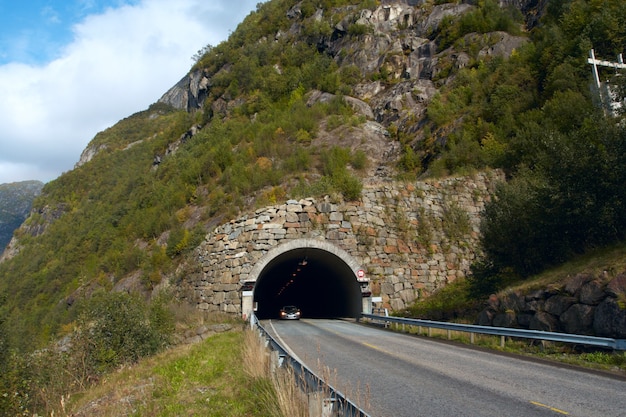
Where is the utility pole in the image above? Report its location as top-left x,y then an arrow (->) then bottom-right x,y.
588,49 -> 626,116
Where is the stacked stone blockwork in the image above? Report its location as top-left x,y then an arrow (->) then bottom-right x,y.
181,170 -> 504,315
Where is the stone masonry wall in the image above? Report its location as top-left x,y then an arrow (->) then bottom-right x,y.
179,170 -> 505,315
477,272 -> 626,338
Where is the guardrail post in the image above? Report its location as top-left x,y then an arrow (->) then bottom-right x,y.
269,350 -> 283,373
470,332 -> 475,344
308,391 -> 326,417
500,336 -> 505,348
308,391 -> 337,417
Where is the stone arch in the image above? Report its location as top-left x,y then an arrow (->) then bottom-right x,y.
243,239 -> 367,320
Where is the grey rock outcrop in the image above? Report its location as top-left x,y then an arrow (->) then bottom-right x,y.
158,0 -> 529,141
479,272 -> 626,339
159,69 -> 211,112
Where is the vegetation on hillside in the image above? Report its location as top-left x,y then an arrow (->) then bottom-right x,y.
0,180 -> 43,252
0,291 -> 175,415
1,0 -> 626,414
421,0 -> 626,293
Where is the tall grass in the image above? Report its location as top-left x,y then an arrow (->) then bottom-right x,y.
242,328 -> 308,417
63,328 -> 282,416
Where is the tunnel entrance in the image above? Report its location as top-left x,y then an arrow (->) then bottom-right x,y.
245,240 -> 366,320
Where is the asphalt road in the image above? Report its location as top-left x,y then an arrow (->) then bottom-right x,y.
264,318 -> 626,417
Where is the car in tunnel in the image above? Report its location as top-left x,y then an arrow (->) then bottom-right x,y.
279,305 -> 301,320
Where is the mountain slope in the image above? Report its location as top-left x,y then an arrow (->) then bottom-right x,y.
0,181 -> 43,254
0,0 -> 624,351
2,0 -> 626,414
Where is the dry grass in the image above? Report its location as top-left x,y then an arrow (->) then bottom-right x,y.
58,323 -> 366,417
240,327 -> 374,416
241,328 -> 309,417
242,326 -> 271,380
272,366 -> 309,417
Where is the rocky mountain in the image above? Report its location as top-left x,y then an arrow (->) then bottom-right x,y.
1,0 -> 625,349
2,1 -> 626,414
0,181 -> 43,254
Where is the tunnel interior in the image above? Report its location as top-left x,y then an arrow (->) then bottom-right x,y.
252,247 -> 363,320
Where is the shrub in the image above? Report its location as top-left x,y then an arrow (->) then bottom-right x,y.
74,291 -> 174,375
347,23 -> 371,36
437,0 -> 523,50
334,171 -> 363,201
350,150 -> 368,170
320,147 -> 351,177
441,202 -> 472,243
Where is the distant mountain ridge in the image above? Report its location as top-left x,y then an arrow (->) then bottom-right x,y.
0,181 -> 44,253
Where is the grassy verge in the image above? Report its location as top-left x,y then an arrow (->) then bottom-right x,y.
381,323 -> 626,374
64,328 -> 278,417
61,324 -> 317,417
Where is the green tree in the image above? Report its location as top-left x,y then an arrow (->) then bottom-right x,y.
479,115 -> 626,277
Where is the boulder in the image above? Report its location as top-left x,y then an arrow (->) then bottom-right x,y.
517,313 -> 533,328
564,273 -> 594,296
544,295 -> 576,316
493,310 -> 516,328
606,273 -> 626,298
500,291 -> 526,312
560,304 -> 594,335
477,308 -> 496,326
525,289 -> 547,301
579,279 -> 606,305
529,312 -> 559,332
525,299 -> 545,313
593,298 -> 626,338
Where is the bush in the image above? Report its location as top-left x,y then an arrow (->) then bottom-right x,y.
441,202 -> 472,243
437,0 -> 523,50
333,171 -> 363,201
402,279 -> 478,321
74,291 -> 174,375
319,147 -> 363,200
0,352 -> 30,416
350,150 -> 368,170
467,260 -> 517,298
347,23 -> 371,36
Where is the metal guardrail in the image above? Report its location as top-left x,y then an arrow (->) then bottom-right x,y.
361,313 -> 626,351
252,315 -> 371,417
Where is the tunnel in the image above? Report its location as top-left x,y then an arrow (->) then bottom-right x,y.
250,244 -> 364,320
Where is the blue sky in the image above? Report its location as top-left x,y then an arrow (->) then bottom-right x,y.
0,1 -> 138,65
0,0 -> 260,184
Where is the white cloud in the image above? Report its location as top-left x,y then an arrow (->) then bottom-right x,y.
0,0 -> 259,184
41,6 -> 62,25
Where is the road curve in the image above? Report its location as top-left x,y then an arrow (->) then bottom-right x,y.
264,318 -> 626,417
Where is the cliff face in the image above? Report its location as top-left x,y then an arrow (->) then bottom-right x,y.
159,0 -> 530,135
0,181 -> 43,254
